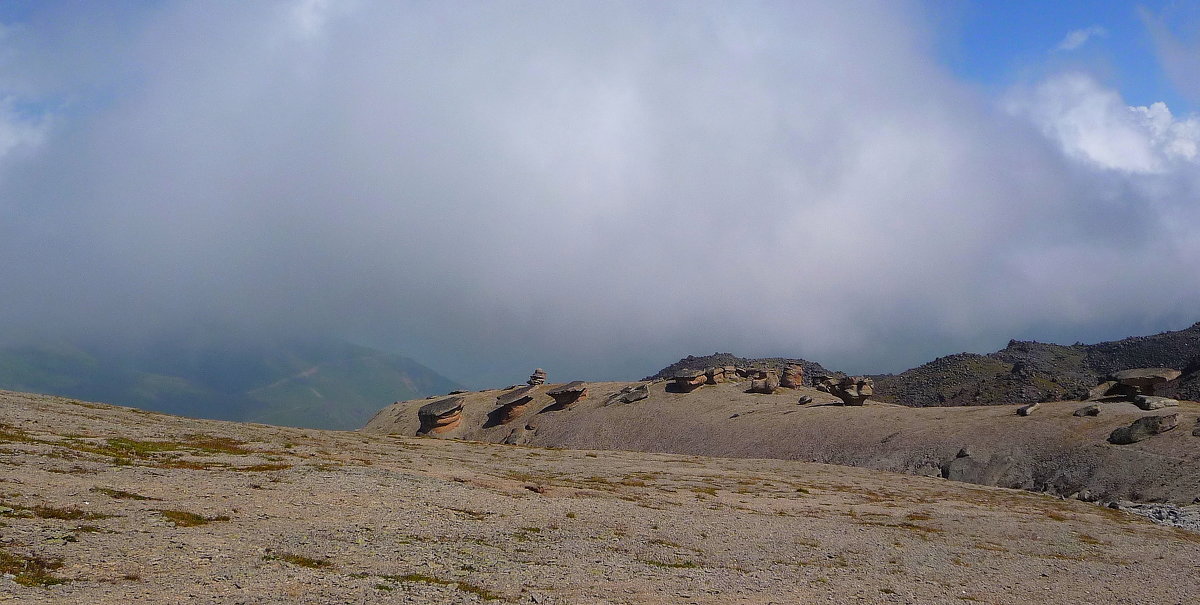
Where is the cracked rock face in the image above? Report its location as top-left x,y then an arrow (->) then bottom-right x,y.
417,396 -> 465,435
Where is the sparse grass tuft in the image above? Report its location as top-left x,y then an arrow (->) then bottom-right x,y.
90,487 -> 158,501
158,510 -> 230,527
640,558 -> 700,569
0,549 -> 66,587
263,552 -> 332,569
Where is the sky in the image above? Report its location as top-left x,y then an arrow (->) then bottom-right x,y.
1,1 -> 1199,388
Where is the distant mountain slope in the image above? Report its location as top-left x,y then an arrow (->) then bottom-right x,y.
648,323 -> 1200,407
0,334 -> 460,430
645,352 -> 832,382
870,322 -> 1200,406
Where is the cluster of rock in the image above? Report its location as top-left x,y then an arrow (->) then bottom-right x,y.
1088,368 -> 1182,401
814,375 -> 874,406
417,396 -> 464,435
605,384 -> 649,405
668,364 -> 809,396
527,368 -> 547,386
1069,367 -> 1189,445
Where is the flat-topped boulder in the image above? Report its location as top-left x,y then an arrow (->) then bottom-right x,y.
1109,368 -> 1182,396
546,381 -> 588,410
672,369 -> 707,392
417,396 -> 465,435
1109,414 -> 1179,445
493,385 -> 537,425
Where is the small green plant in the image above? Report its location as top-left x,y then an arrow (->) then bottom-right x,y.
639,558 -> 700,569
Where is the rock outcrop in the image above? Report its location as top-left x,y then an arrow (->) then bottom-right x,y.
605,384 -> 649,405
816,375 -> 874,406
780,364 -> 805,388
492,386 -> 537,425
748,371 -> 780,394
1108,414 -> 1179,445
417,396 -> 465,435
546,381 -> 588,410
1108,368 -> 1182,397
527,368 -> 547,386
672,369 -> 707,393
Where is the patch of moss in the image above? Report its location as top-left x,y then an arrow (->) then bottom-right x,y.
263,552 -> 332,569
157,510 -> 230,527
0,549 -> 66,587
90,487 -> 158,501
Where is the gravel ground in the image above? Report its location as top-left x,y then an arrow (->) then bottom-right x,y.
3,390 -> 1200,604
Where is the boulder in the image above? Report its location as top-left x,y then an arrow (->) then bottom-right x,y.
546,381 -> 588,410
816,375 -> 874,406
1133,395 -> 1179,411
417,396 -> 465,435
1016,402 -> 1040,416
1110,368 -> 1182,396
1073,405 -> 1101,417
606,384 -> 650,405
527,368 -> 548,386
1108,414 -> 1179,445
723,366 -> 739,381
493,386 -> 537,425
1086,381 -> 1117,401
748,371 -> 780,394
798,395 -> 813,405
672,369 -> 708,393
705,367 -> 725,384
780,365 -> 805,388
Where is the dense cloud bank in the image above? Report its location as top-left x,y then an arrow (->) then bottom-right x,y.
1,1 -> 1198,387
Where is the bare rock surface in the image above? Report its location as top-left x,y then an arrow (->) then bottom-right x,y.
4,390 -> 1200,603
368,382 -> 1200,505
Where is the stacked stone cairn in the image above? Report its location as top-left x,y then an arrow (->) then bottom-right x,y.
527,368 -> 547,386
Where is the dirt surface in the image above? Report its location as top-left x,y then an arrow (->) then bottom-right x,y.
367,381 -> 1200,505
4,390 -> 1198,603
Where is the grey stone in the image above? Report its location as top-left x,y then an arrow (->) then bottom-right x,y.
607,384 -> 649,405
1133,395 -> 1179,410
1017,402 -> 1040,416
1073,405 -> 1101,417
1108,414 -> 1179,445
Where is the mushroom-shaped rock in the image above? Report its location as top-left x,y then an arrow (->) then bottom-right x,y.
546,381 -> 588,410
672,369 -> 707,393
417,396 -> 465,435
1108,413 -> 1179,445
1110,368 -> 1182,396
606,383 -> 650,405
817,375 -> 874,406
780,365 -> 805,388
748,371 -> 780,394
527,368 -> 548,386
1133,395 -> 1179,410
493,386 -> 537,425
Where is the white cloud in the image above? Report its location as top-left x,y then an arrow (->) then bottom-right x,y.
1055,25 -> 1107,51
1,2 -> 1199,385
1007,72 -> 1200,173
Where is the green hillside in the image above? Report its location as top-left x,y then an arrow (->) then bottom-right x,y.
0,334 -> 460,430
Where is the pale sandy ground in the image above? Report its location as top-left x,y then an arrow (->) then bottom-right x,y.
3,389 -> 1200,604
